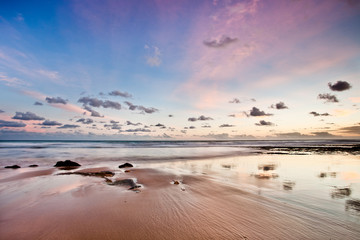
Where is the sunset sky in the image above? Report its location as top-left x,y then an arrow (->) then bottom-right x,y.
0,0 -> 359,140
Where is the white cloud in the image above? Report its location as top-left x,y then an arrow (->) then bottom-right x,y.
145,45 -> 161,67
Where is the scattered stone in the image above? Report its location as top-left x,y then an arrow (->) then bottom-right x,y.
118,163 -> 133,168
4,165 -> 21,169
124,170 -> 131,173
54,160 -> 81,168
172,180 -> 181,185
181,187 -> 186,191
28,164 -> 39,167
108,178 -> 141,190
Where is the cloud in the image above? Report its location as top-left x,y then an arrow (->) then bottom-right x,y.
188,115 -> 214,121
318,93 -> 339,103
124,101 -> 159,114
155,123 -> 166,129
79,97 -> 121,110
246,107 -> 273,117
255,120 -> 274,126
162,133 -> 171,138
336,123 -> 360,135
0,120 -> 26,128
311,131 -> 336,138
145,45 -> 161,67
37,69 -> 59,80
45,97 -> 67,104
137,105 -> 158,114
0,110 -> 4,113
0,72 -> 28,87
41,120 -> 62,126
124,128 -> 151,133
12,112 -> 45,121
57,124 -> 80,129
309,111 -> 331,117
104,122 -> 122,130
229,98 -> 241,103
275,132 -> 308,138
102,100 -> 121,110
109,90 -> 132,98
328,81 -> 352,91
78,97 -> 103,107
126,121 -> 141,126
83,106 -> 103,117
203,35 -> 238,48
219,124 -> 235,127
76,118 -> 94,124
270,102 -> 288,109
34,101 -> 43,106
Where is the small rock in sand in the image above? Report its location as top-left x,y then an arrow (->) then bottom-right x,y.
28,164 -> 39,167
172,180 -> 181,185
118,163 -> 133,168
4,165 -> 21,169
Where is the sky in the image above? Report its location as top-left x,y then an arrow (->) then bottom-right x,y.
0,0 -> 359,140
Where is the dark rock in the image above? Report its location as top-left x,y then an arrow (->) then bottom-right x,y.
58,170 -> 115,178
5,165 -> 21,169
108,178 -> 141,190
172,180 -> 181,185
54,160 -> 81,168
28,164 -> 39,167
118,163 -> 133,168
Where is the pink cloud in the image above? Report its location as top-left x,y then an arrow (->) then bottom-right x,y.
175,0 -> 358,108
21,90 -> 85,114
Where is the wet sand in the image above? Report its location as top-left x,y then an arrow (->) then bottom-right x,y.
1,165 -> 360,240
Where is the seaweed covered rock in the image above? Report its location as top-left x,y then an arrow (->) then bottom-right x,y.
58,170 -> 115,178
54,160 -> 81,168
118,163 -> 133,168
5,165 -> 21,169
108,178 -> 141,190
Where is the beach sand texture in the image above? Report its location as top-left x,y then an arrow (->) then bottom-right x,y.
1,165 -> 360,240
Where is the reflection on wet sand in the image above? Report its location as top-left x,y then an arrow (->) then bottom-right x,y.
283,180 -> 296,190
346,199 -> 360,213
331,186 -> 352,199
252,163 -> 279,179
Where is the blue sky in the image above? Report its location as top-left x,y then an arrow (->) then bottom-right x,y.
0,0 -> 359,140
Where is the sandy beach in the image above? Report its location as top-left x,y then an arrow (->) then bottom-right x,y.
1,161 -> 360,240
